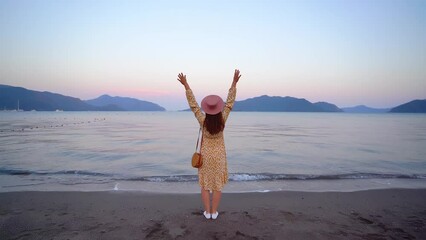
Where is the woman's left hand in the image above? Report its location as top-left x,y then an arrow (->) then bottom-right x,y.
232,69 -> 241,87
177,73 -> 187,85
177,72 -> 190,90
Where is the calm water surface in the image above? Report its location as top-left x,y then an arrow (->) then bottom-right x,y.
1,111 -> 425,192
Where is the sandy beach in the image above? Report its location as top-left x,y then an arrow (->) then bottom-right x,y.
1,189 -> 425,240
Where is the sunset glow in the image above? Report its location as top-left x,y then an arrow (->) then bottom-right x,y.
1,0 -> 425,110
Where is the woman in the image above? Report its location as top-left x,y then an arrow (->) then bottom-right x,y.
177,69 -> 241,220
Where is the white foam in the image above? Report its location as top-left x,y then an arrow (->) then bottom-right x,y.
256,190 -> 271,193
229,174 -> 267,181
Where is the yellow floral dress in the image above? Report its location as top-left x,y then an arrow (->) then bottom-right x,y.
186,87 -> 237,191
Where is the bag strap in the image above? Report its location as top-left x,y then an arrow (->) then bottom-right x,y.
195,122 -> 205,153
195,127 -> 201,152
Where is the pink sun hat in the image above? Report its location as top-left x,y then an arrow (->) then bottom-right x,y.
201,95 -> 224,115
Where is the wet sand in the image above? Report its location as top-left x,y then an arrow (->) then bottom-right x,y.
1,189 -> 425,239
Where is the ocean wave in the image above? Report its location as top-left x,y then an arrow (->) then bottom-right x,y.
1,168 -> 425,182
133,173 -> 426,182
0,168 -> 112,177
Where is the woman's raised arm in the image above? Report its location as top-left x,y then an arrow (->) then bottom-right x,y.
223,69 -> 241,122
178,72 -> 205,126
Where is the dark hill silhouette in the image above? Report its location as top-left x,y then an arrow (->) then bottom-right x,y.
390,100 -> 426,113
313,102 -> 343,112
232,95 -> 342,112
0,84 -> 108,111
85,95 -> 165,111
342,105 -> 390,113
0,85 -> 164,111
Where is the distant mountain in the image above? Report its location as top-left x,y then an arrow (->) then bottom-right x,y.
342,105 -> 390,113
86,94 -> 165,111
0,84 -> 163,111
390,100 -> 426,113
232,95 -> 342,112
0,84 -> 114,111
313,102 -> 343,112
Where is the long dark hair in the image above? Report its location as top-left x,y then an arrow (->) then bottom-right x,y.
204,112 -> 224,135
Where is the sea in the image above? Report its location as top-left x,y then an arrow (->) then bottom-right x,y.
1,111 -> 425,193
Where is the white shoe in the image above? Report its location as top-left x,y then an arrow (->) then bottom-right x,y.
211,212 -> 219,220
203,211 -> 211,219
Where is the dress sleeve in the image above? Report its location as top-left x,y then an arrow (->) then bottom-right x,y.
185,89 -> 205,127
222,87 -> 237,123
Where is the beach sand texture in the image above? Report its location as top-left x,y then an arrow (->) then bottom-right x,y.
1,189 -> 425,240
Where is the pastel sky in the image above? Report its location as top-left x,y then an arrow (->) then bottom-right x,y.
1,0 -> 425,110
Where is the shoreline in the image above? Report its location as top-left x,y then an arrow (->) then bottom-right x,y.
2,176 -> 426,193
1,189 -> 425,239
